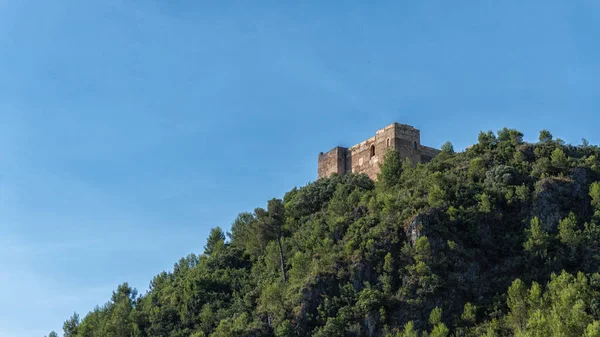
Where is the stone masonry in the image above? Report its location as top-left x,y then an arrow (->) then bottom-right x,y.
318,122 -> 440,180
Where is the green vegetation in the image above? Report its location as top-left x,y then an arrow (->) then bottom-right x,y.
47,128 -> 600,337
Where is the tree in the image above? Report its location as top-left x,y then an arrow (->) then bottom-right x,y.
228,212 -> 254,247
590,182 -> 600,210
204,226 -> 226,255
441,141 -> 455,154
429,307 -> 442,326
63,312 -> 80,337
478,131 -> 497,150
461,302 -> 477,325
497,128 -> 524,145
397,322 -> 419,337
256,198 -> 287,282
477,193 -> 492,214
268,198 -> 287,282
507,279 -> 528,334
539,130 -> 553,143
584,321 -> 600,337
378,149 -> 403,189
551,148 -> 568,169
558,212 -> 581,247
429,307 -> 449,337
524,217 -> 550,259
105,283 -> 137,337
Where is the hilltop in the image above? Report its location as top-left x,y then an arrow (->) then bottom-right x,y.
48,128 -> 600,337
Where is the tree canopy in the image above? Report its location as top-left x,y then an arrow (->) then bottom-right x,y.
47,128 -> 600,337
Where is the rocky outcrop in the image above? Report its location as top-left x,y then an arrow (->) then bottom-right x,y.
531,168 -> 590,231
404,211 -> 435,245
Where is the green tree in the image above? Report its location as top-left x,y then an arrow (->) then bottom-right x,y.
477,193 -> 492,214
558,212 -> 581,247
204,226 -> 226,255
539,130 -> 553,143
63,312 -> 79,337
430,323 -> 450,337
584,321 -> 600,337
228,212 -> 254,248
461,302 -> 477,325
256,198 -> 287,281
524,217 -> 550,259
428,184 -> 446,208
477,131 -> 497,150
378,149 -> 403,189
468,157 -> 486,181
397,322 -> 419,337
497,128 -> 524,145
551,148 -> 568,169
105,283 -> 137,337
590,182 -> 600,210
429,307 -> 449,337
441,141 -> 455,154
507,279 -> 528,334
429,307 -> 443,326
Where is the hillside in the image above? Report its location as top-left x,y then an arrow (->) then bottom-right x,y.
48,128 -> 600,337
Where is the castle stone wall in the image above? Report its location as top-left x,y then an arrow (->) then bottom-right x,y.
317,122 -> 440,180
420,145 -> 440,163
318,146 -> 347,178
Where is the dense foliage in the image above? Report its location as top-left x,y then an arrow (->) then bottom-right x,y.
47,129 -> 600,337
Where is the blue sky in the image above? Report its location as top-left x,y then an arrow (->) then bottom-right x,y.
0,1 -> 598,336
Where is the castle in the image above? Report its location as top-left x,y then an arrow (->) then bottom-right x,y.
318,122 -> 440,180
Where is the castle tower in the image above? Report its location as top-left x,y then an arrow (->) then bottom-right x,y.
317,122 -> 440,180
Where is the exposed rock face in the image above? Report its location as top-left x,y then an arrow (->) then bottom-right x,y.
533,177 -> 573,231
293,276 -> 335,335
405,211 -> 434,245
532,168 -> 590,231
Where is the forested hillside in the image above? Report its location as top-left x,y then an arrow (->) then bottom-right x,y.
47,128 -> 600,337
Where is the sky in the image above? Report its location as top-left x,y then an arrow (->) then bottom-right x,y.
0,0 -> 598,336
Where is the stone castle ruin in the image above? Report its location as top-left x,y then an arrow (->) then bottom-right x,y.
318,122 -> 440,180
